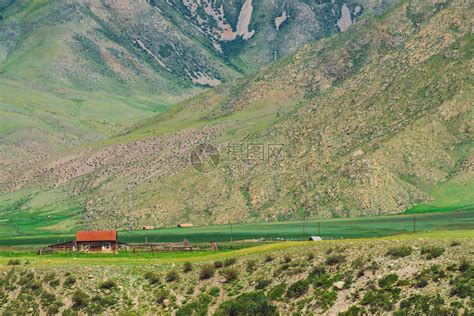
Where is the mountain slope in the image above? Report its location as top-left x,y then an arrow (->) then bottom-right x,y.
0,0 -> 472,233
0,0 -> 393,172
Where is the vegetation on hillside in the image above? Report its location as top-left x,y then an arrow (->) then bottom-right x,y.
0,234 -> 472,314
0,0 -> 472,230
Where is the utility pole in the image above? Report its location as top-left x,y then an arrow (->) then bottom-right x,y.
127,183 -> 133,233
302,208 -> 308,235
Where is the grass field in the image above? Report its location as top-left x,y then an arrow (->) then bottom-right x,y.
0,210 -> 472,247
0,229 -> 471,315
0,229 -> 472,267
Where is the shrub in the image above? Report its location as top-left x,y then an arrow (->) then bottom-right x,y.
177,294 -> 211,316
314,289 -> 337,311
98,279 -> 117,290
424,265 -> 446,282
416,274 -> 429,288
255,279 -> 271,290
216,291 -> 277,315
199,264 -> 215,280
312,273 -> 334,290
309,265 -> 326,278
209,287 -> 220,297
339,305 -> 367,316
25,281 -> 42,292
213,261 -> 223,269
165,270 -> 179,282
264,255 -> 274,262
49,279 -> 60,288
343,274 -> 353,289
351,256 -> 365,270
395,294 -> 448,315
459,258 -> 470,272
7,259 -> 20,266
450,265 -> 473,298
386,246 -> 412,258
223,258 -> 237,267
43,273 -> 56,282
46,302 -> 62,315
450,240 -> 461,247
63,275 -> 76,287
267,283 -> 287,301
278,263 -> 290,271
220,268 -> 238,283
155,289 -> 171,304
72,290 -> 89,310
246,260 -> 256,272
360,288 -> 400,312
18,271 -> 35,286
89,294 -> 117,314
286,280 -> 309,298
396,279 -> 410,287
143,271 -> 161,285
421,246 -> 445,259
326,254 -> 345,266
183,261 -> 193,273
378,274 -> 399,289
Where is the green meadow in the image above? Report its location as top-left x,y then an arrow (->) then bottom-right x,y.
0,230 -> 472,267
0,210 -> 472,248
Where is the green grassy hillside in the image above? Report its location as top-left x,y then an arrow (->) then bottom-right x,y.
0,0 -> 394,174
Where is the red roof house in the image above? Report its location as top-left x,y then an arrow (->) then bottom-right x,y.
76,230 -> 117,242
48,230 -> 119,253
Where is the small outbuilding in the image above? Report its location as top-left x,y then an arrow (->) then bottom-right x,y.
308,236 -> 322,241
177,223 -> 194,228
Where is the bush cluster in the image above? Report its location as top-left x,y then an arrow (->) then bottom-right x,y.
165,270 -> 179,282
199,264 -> 215,280
144,271 -> 161,285
421,245 -> 445,259
216,291 -> 277,315
286,280 -> 309,298
386,246 -> 412,258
